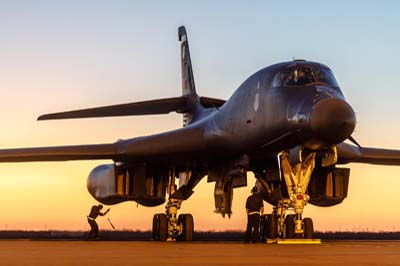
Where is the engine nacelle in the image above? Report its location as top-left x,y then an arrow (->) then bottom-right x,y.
87,163 -> 169,206
87,164 -> 122,205
307,167 -> 350,207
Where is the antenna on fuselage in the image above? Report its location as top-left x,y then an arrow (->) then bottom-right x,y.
293,57 -> 306,62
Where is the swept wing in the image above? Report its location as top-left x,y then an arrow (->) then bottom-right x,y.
0,127 -> 205,163
337,143 -> 400,165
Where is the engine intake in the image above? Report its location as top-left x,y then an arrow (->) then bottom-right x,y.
308,167 -> 350,207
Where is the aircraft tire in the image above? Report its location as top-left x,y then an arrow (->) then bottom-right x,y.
260,214 -> 268,242
152,213 -> 168,241
285,214 -> 296,239
178,214 -> 194,241
266,214 -> 278,239
303,217 -> 314,239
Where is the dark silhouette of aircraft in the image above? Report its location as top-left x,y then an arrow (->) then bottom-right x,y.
1,26 -> 399,241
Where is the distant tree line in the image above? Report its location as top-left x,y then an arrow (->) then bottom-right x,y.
1,230 -> 400,241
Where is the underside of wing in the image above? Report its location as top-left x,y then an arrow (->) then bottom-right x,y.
337,143 -> 400,165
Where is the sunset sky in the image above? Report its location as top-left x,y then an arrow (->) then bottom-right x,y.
0,1 -> 399,232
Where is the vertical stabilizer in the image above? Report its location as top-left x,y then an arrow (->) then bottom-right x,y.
178,26 -> 201,126
179,26 -> 197,96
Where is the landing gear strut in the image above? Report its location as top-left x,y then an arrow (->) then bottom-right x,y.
262,149 -> 319,240
152,169 -> 194,241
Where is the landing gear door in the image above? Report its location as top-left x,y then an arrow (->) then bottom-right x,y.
208,155 -> 250,217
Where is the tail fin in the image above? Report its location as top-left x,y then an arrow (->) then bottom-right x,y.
179,26 -> 197,96
178,26 -> 202,126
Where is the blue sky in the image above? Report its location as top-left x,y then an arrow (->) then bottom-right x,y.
1,1 -> 399,111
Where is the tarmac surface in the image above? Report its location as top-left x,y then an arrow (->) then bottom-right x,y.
1,240 -> 399,265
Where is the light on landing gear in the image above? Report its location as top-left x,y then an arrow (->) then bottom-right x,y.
296,194 -> 304,200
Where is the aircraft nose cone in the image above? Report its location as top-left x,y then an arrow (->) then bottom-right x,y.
310,98 -> 356,146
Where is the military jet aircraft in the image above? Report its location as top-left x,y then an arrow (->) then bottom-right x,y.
1,26 -> 400,241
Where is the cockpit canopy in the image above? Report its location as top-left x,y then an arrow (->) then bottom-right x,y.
272,65 -> 339,88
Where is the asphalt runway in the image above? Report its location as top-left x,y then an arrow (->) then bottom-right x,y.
1,240 -> 399,266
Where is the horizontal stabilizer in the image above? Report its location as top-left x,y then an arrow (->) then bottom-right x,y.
199,97 -> 226,108
38,97 -> 188,121
337,143 -> 400,165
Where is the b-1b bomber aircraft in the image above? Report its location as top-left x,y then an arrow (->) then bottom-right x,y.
1,26 -> 399,241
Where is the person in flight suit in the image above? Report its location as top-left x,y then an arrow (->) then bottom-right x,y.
244,186 -> 264,243
87,204 -> 110,240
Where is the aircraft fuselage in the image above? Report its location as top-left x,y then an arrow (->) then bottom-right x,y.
169,60 -> 357,163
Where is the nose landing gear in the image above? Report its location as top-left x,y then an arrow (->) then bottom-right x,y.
261,149 -> 322,243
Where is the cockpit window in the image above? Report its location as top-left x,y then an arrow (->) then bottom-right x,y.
315,68 -> 339,87
272,65 -> 340,88
273,67 -> 316,87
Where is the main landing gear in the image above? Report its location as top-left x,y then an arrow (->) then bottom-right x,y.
152,169 -> 194,241
261,149 -> 322,242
